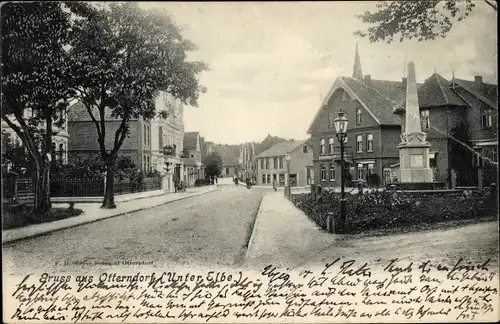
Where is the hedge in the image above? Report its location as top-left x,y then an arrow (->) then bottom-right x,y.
291,188 -> 497,234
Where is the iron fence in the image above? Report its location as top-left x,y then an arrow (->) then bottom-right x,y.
2,177 -> 163,201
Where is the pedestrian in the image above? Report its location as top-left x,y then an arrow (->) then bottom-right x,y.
273,179 -> 277,191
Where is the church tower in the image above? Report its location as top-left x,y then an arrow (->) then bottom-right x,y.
352,43 -> 363,81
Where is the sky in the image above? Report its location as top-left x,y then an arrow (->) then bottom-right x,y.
141,1 -> 497,145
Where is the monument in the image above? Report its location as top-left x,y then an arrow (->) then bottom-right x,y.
397,61 -> 433,183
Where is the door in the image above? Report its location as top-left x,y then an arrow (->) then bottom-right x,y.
306,167 -> 313,185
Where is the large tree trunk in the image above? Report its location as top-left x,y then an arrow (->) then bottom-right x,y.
33,159 -> 51,217
33,116 -> 53,217
101,159 -> 116,209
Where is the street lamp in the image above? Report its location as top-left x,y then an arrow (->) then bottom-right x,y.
333,110 -> 348,233
285,152 -> 291,198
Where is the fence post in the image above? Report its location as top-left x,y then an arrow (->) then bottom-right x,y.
326,212 -> 335,233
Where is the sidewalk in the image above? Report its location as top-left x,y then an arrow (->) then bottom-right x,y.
3,185 -> 218,244
243,191 -> 334,269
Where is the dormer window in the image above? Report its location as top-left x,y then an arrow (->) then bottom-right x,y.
341,90 -> 348,102
481,107 -> 493,129
356,107 -> 362,125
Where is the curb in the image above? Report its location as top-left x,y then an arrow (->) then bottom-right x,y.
3,187 -> 218,245
242,194 -> 266,265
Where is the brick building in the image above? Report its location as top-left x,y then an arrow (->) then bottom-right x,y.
255,140 -> 313,187
307,45 -> 498,188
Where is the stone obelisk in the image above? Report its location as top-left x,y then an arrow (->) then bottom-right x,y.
397,61 -> 433,183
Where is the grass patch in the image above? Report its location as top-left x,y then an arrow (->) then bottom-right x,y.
2,204 -> 83,230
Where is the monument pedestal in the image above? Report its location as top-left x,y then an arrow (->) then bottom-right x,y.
397,132 -> 433,183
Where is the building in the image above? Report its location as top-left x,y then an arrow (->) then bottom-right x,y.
2,107 -> 70,166
307,46 -> 404,188
182,131 -> 204,187
150,91 -> 186,193
205,143 -> 240,178
255,140 -> 314,187
68,91 -> 187,190
307,44 -> 498,188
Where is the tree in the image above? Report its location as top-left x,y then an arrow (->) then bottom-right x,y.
67,3 -> 208,208
354,1 -> 496,43
449,121 -> 475,186
1,2 -> 74,216
205,152 -> 223,179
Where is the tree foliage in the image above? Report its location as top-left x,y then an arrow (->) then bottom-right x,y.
1,1 -> 75,215
205,152 -> 223,179
66,2 -> 208,208
353,0 -> 491,43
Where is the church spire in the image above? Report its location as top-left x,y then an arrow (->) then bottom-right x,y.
352,42 -> 363,80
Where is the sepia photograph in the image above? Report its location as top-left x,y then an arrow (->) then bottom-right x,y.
2,1 -> 499,323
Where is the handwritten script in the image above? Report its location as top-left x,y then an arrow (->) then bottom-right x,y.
5,257 -> 499,322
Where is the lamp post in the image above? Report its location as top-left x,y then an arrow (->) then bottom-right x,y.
333,110 -> 348,233
285,153 -> 291,198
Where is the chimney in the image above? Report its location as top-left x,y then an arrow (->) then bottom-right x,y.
474,75 -> 483,84
364,74 -> 372,85
401,77 -> 407,89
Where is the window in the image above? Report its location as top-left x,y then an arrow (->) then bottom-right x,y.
329,138 -> 334,154
274,157 -> 279,169
58,143 -> 64,162
144,126 -> 147,145
329,164 -> 335,182
303,145 -> 308,153
356,135 -> 363,152
226,167 -> 229,175
273,174 -> 277,183
356,107 -> 362,125
260,159 -> 264,169
266,174 -> 271,184
481,107 -> 493,128
367,134 -> 373,152
367,163 -> 374,176
279,157 -> 284,169
341,90 -> 348,102
279,173 -> 285,185
429,153 -> 437,168
357,163 -> 364,180
320,164 -> 327,181
265,158 -> 269,169
421,110 -> 430,130
262,174 -> 266,184
492,149 -> 497,163
320,138 -> 325,155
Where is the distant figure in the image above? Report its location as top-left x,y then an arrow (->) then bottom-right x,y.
174,179 -> 178,193
246,177 -> 251,189
234,177 -> 239,186
215,177 -> 218,184
272,179 -> 277,191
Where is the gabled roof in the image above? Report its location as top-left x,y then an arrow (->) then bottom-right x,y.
183,132 -> 199,150
256,140 -> 309,158
450,78 -> 498,109
342,77 -> 405,125
418,73 -> 468,108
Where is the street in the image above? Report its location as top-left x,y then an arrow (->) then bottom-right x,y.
3,184 -> 268,275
